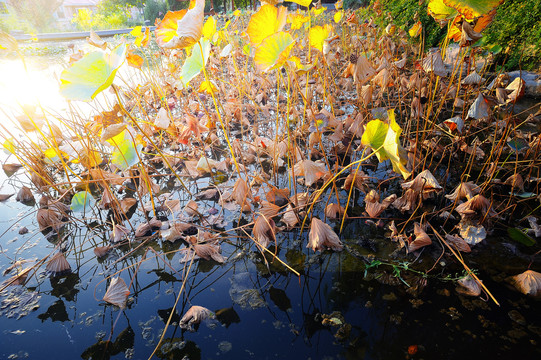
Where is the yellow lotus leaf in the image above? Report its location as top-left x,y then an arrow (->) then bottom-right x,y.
287,56 -> 314,75
309,25 -> 331,53
290,0 -> 313,7
154,0 -> 204,49
254,31 -> 295,72
443,0 -> 504,20
409,21 -> 422,37
312,7 -> 325,16
288,12 -> 309,30
246,4 -> 287,46
126,51 -> 144,68
131,26 -> 150,47
233,9 -> 241,17
334,10 -> 343,23
427,0 -> 458,23
202,16 -> 217,40
447,10 -> 496,43
198,80 -> 219,94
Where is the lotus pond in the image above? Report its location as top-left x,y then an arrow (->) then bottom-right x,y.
1,2 -> 541,360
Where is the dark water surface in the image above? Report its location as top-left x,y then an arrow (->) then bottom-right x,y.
0,48 -> 540,360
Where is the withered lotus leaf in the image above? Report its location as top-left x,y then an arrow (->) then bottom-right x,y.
135,223 -> 153,237
16,186 -> 34,203
509,270 -> 541,297
253,215 -> 276,248
455,194 -> 497,220
103,277 -> 130,309
193,243 -> 225,263
184,199 -> 199,216
180,305 -> 214,331
111,223 -> 129,243
401,169 -> 442,200
0,193 -> 14,202
456,274 -> 482,296
364,190 -> 397,218
308,217 -> 343,252
282,204 -> 299,228
120,198 -> 137,213
467,93 -> 490,119
46,252 -> 71,274
408,222 -> 432,252
422,50 -> 447,77
155,0 -> 204,49
94,246 -> 113,258
444,234 -> 471,253
37,208 -> 64,232
292,160 -> 328,187
87,30 -> 107,50
260,201 -> 281,218
325,203 -> 346,220
461,70 -> 484,85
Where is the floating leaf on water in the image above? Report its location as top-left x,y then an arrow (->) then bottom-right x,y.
94,246 -> 113,258
60,43 -> 126,101
180,305 -> 214,331
308,217 -> 343,252
70,191 -> 95,213
507,227 -> 536,246
253,215 -> 276,248
509,270 -> 541,298
16,186 -> 34,204
229,272 -> 266,309
103,277 -> 130,309
193,243 -> 225,263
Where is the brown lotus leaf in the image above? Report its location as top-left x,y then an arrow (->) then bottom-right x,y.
193,243 -> 225,263
445,181 -> 480,201
393,57 -> 407,69
16,186 -> 34,203
253,215 -> 276,248
526,216 -> 541,238
111,223 -> 129,243
135,222 -> 153,237
459,21 -> 482,47
343,171 -> 369,192
461,70 -> 484,85
388,220 -> 407,248
360,85 -> 373,107
3,163 -> 22,175
341,62 -> 355,78
89,168 -> 125,186
103,277 -> 130,309
506,77 -> 525,104
100,123 -> 127,143
458,222 -> 486,245
509,270 -> 541,298
260,201 -> 281,218
94,245 -> 113,258
372,68 -> 392,90
456,275 -> 482,296
46,252 -> 71,274
137,173 -> 160,197
290,192 -> 310,208
282,204 -> 299,228
98,186 -> 115,210
408,222 -> 431,252
325,203 -> 346,219
365,190 -> 397,218
444,234 -> 471,253
183,199 -> 199,216
401,169 -> 442,200
503,173 -> 524,191
87,30 -> 107,50
454,97 -> 465,108
495,87 -> 507,104
231,177 -> 251,206
467,93 -> 490,119
0,193 -> 14,202
180,305 -> 214,331
308,217 -> 343,252
410,97 -> 423,119
422,50 -> 447,77
455,194 -> 497,220
37,208 -> 64,232
154,107 -> 171,129
393,188 -> 418,212
293,160 -> 328,187
328,122 -> 344,142
196,188 -> 219,201
443,115 -> 464,134
354,56 -> 376,85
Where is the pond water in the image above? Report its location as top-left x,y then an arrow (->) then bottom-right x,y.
0,46 -> 540,360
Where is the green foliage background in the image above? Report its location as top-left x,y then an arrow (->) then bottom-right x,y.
352,0 -> 541,71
